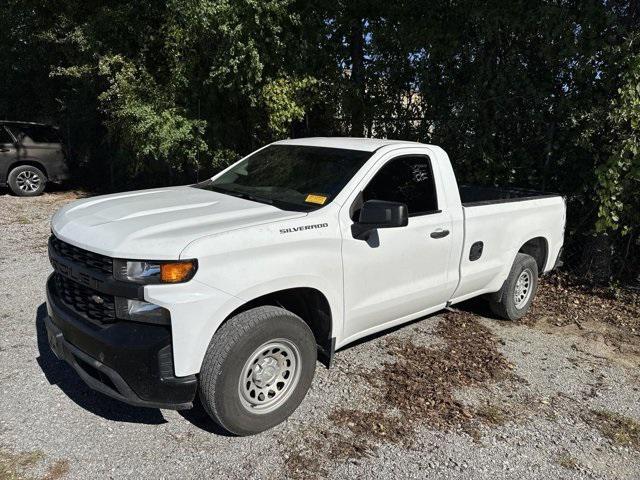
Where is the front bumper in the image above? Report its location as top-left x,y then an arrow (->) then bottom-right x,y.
45,274 -> 197,410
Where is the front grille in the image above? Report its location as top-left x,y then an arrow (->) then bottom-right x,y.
49,235 -> 113,275
53,273 -> 116,324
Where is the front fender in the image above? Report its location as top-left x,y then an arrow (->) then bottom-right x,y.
146,275 -> 340,377
169,210 -> 344,375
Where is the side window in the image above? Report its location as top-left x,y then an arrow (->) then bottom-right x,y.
362,155 -> 438,216
0,127 -> 14,145
8,125 -> 60,144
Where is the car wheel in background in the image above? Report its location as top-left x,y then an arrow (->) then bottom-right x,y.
8,165 -> 47,196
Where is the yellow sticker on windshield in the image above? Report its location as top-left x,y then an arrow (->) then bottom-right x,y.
305,194 -> 328,205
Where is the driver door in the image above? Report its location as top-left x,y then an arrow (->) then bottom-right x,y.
340,150 -> 457,341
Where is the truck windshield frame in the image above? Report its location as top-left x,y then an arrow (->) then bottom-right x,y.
193,145 -> 373,212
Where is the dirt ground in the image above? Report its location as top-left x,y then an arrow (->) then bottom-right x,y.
1,190 -> 639,480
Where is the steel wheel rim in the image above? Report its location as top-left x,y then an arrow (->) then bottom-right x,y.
514,268 -> 533,309
238,339 -> 301,414
16,170 -> 40,192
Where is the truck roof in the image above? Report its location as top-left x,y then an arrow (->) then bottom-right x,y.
274,137 -> 424,152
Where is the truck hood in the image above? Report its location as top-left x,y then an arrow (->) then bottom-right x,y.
51,186 -> 307,259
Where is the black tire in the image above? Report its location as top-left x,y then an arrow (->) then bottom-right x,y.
489,253 -> 539,321
198,305 -> 317,436
8,165 -> 47,196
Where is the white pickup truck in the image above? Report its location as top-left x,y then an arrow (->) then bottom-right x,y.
45,138 -> 565,435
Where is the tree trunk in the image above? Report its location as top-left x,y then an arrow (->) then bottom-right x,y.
542,120 -> 556,192
349,17 -> 365,137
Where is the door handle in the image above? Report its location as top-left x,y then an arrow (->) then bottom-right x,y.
430,229 -> 450,239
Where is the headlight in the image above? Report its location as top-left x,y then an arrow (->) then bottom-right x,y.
114,259 -> 197,284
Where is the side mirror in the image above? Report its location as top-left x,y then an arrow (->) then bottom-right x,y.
351,200 -> 408,240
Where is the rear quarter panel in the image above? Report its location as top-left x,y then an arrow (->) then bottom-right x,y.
451,196 -> 565,303
19,142 -> 67,180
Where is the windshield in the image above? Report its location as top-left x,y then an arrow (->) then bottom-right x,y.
194,144 -> 373,211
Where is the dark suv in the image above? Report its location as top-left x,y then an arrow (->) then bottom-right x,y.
0,121 -> 70,196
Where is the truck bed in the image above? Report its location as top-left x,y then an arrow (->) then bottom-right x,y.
452,185 -> 566,304
459,185 -> 561,207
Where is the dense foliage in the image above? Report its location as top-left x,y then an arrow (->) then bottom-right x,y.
1,0 -> 638,282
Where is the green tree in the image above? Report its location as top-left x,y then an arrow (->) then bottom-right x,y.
1,0 -> 639,281
593,37 -> 640,277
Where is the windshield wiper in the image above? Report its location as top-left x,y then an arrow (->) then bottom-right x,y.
237,192 -> 274,205
233,191 -> 275,206
201,184 -> 315,212
206,185 -> 274,206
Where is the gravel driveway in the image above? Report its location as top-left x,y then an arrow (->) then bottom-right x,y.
1,191 -> 639,480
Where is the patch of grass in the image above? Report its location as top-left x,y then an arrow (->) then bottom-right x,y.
14,216 -> 31,225
42,460 -> 69,480
0,449 -> 69,480
557,452 -> 579,470
0,449 -> 44,480
475,404 -> 508,426
584,409 -> 640,450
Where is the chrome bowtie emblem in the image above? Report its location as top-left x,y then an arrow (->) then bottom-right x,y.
91,294 -> 105,305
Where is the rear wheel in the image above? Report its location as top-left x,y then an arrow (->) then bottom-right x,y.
8,165 -> 46,196
489,253 -> 539,321
198,306 -> 317,435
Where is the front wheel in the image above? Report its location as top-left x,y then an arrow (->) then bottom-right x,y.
489,253 -> 539,321
198,306 -> 317,435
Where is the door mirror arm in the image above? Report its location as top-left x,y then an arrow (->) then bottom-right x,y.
351,200 -> 409,240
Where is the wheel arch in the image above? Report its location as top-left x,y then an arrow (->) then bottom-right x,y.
518,236 -> 549,274
219,287 -> 335,367
8,159 -> 49,179
486,236 -> 549,304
